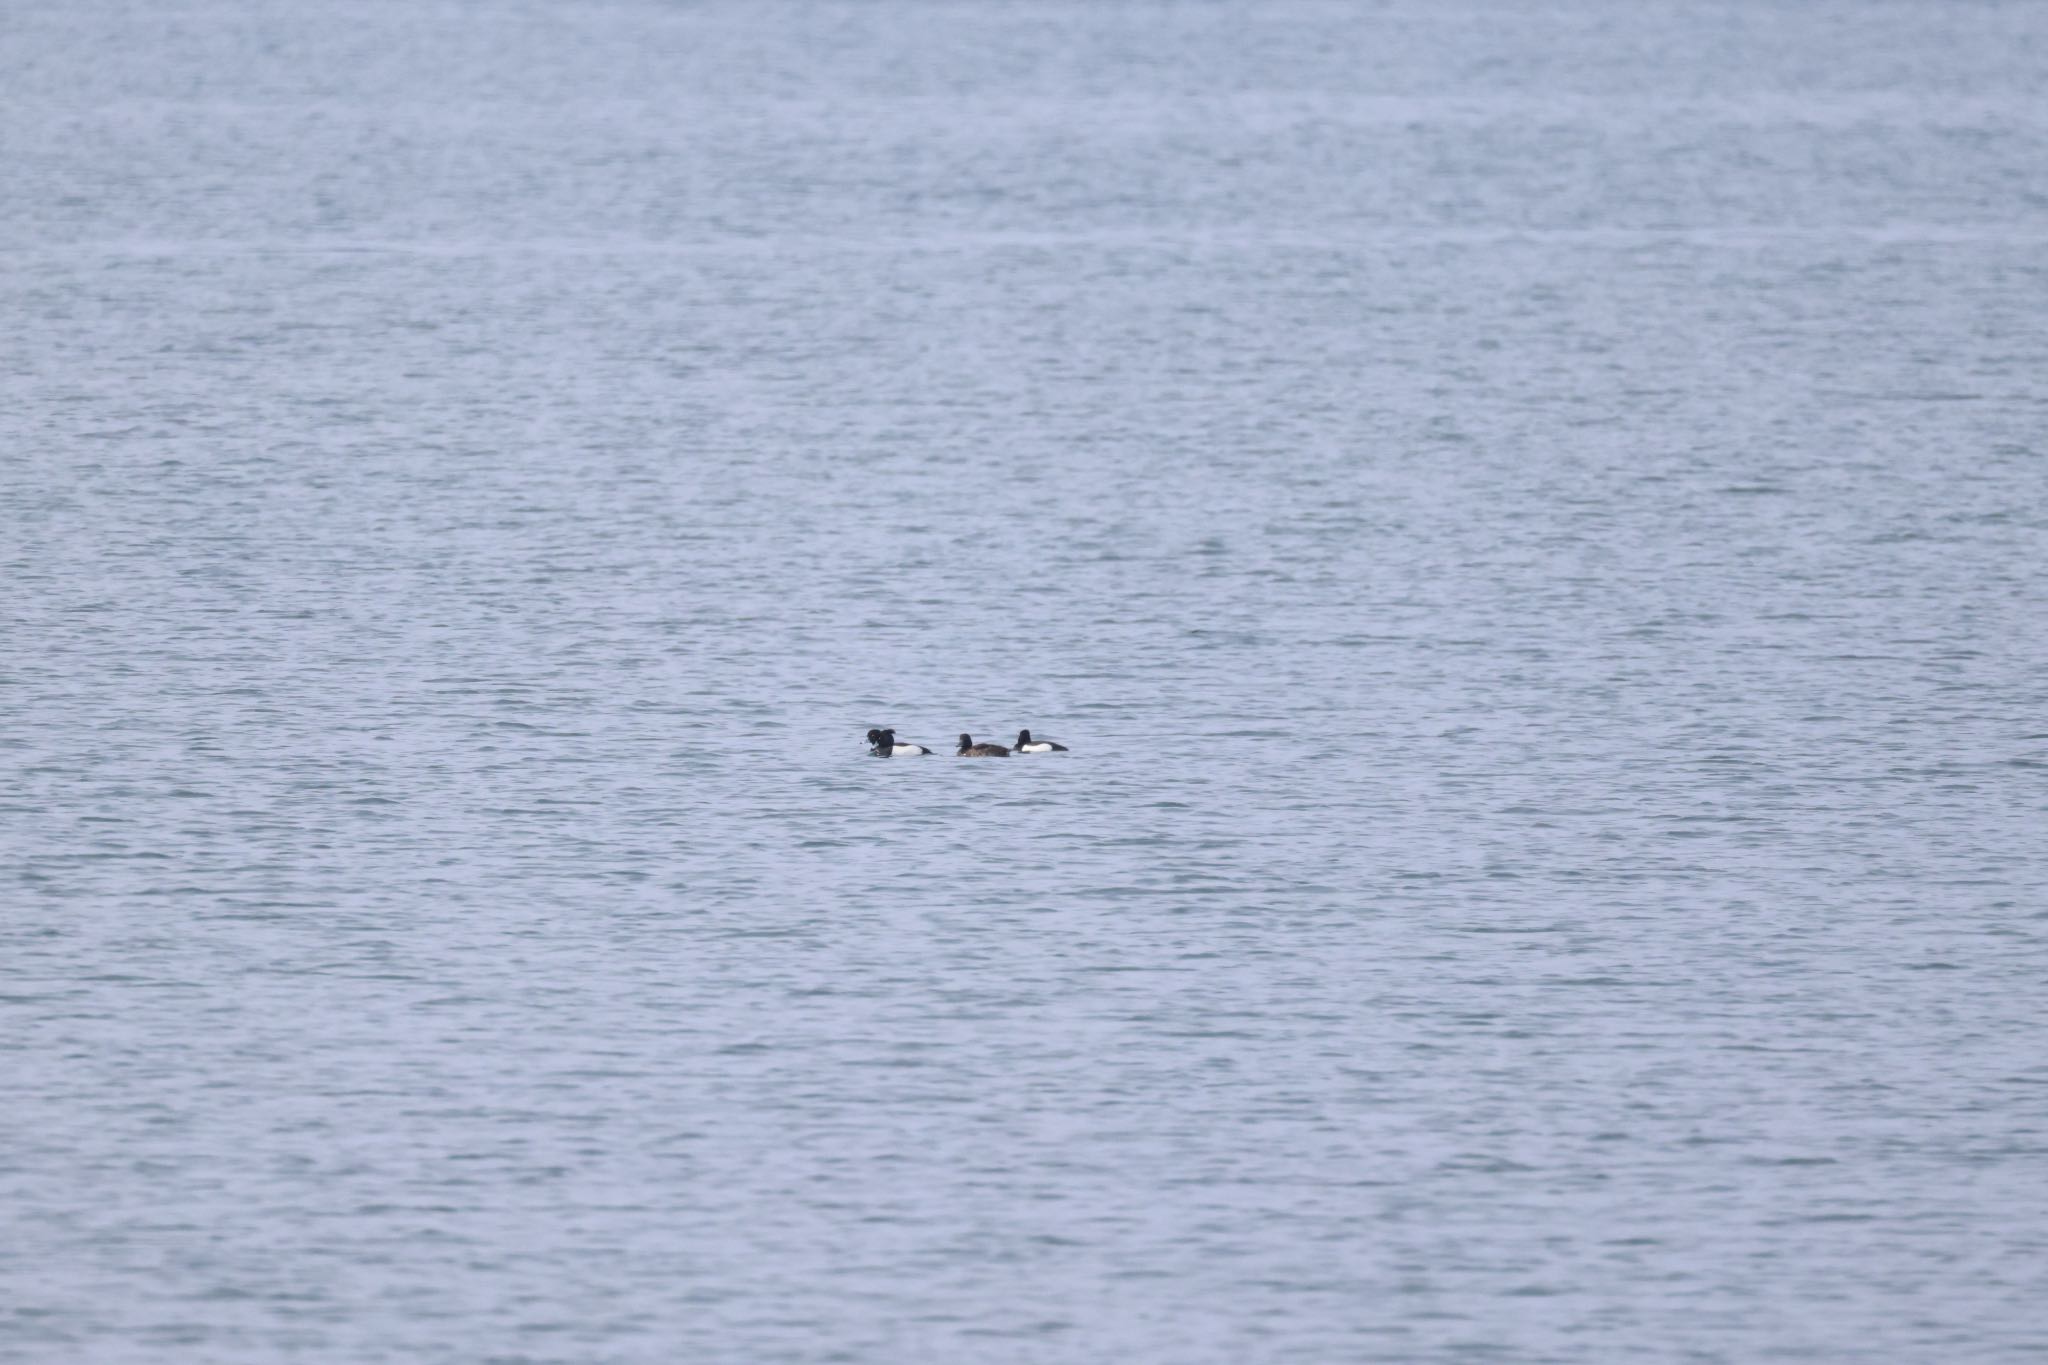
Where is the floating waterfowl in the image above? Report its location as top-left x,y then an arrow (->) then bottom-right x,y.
867,728 -> 932,756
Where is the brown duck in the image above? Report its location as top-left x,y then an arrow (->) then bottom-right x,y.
956,733 -> 1011,757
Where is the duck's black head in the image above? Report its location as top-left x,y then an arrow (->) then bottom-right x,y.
1016,730 -> 1033,746
957,733 -> 974,752
866,729 -> 883,745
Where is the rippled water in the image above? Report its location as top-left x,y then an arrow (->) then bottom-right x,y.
6,2 -> 2048,1360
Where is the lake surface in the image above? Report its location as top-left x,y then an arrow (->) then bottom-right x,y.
5,1 -> 2048,1360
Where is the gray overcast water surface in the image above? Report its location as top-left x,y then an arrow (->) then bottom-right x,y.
5,2 -> 2048,1361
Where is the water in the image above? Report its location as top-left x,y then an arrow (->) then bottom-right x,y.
6,1 -> 2048,1360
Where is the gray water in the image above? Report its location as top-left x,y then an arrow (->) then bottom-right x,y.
6,2 -> 2048,1360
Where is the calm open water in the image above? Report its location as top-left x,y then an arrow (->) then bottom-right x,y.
5,2 -> 2048,1361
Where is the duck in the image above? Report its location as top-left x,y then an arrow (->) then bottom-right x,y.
956,733 -> 1011,757
1014,729 -> 1068,753
867,728 -> 932,756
